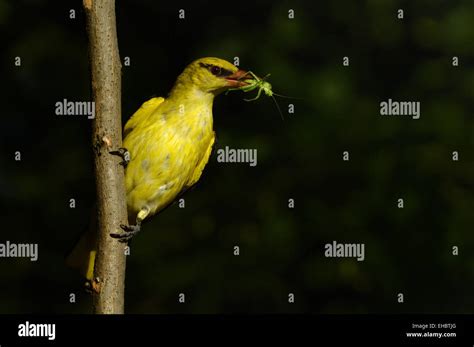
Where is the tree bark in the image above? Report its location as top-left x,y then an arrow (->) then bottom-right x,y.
84,0 -> 127,314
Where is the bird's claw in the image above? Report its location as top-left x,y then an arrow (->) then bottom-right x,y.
110,223 -> 141,243
109,147 -> 130,167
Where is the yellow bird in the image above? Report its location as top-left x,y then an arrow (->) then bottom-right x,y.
67,57 -> 249,279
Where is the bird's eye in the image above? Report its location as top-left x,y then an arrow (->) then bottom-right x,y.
210,66 -> 221,76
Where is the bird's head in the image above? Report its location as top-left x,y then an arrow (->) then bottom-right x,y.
172,57 -> 250,96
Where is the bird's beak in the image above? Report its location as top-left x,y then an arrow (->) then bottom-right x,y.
225,69 -> 250,88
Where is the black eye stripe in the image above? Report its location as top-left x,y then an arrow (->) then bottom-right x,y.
219,68 -> 233,77
199,63 -> 233,77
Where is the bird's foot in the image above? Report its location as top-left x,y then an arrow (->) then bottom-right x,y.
109,147 -> 130,167
110,223 -> 141,243
84,277 -> 101,294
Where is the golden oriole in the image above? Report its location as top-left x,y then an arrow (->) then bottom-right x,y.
67,57 -> 250,279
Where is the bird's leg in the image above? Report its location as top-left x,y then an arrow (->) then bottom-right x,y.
109,147 -> 130,167
110,207 -> 150,243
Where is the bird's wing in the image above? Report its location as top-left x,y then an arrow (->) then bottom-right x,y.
144,133 -> 216,216
187,132 -> 216,188
124,97 -> 165,137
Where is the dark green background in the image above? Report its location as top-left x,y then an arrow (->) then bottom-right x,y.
0,0 -> 473,313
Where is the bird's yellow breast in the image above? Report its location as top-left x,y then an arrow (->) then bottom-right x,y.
123,96 -> 215,219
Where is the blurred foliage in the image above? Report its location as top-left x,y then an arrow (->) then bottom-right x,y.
0,0 -> 473,314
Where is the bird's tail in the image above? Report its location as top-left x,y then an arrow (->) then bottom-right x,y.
66,208 -> 98,281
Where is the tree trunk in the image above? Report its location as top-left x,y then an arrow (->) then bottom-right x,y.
84,0 -> 127,314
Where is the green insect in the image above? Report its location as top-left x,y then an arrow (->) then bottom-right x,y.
227,71 -> 294,120
237,72 -> 274,101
